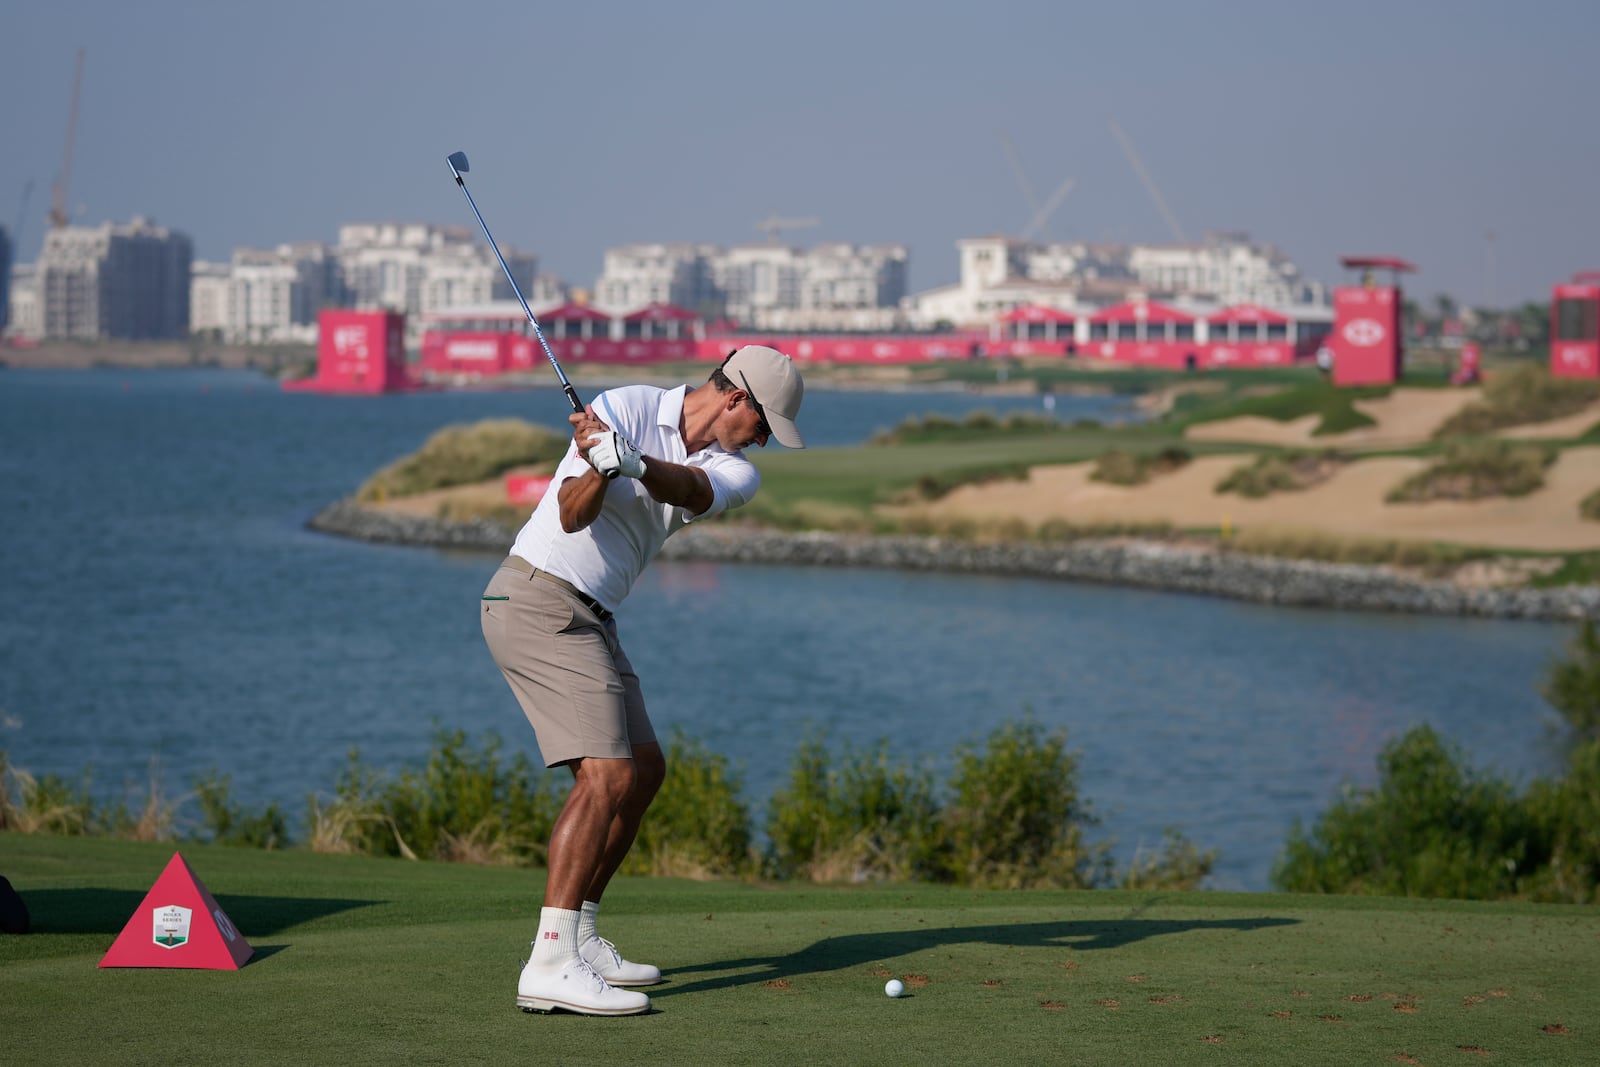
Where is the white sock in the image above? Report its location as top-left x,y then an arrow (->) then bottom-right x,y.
529,907 -> 580,968
579,900 -> 600,945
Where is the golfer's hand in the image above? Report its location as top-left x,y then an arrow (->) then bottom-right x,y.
572,406 -> 609,467
587,430 -> 647,479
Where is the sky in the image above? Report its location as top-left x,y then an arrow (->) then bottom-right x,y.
3,0 -> 1597,308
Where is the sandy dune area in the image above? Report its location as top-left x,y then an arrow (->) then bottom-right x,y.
1183,387 -> 1480,449
915,448 -> 1600,551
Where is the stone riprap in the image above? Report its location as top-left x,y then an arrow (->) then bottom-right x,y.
307,499 -> 1600,622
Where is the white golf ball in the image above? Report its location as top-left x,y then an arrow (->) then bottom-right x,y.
885,979 -> 905,998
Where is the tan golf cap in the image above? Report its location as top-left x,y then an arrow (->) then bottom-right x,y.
724,345 -> 805,448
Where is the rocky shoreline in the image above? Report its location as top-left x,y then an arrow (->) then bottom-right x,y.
306,499 -> 1600,622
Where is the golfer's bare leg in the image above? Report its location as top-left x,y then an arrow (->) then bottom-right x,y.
584,741 -> 666,904
544,756 -> 636,910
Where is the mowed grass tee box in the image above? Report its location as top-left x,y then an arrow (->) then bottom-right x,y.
1,835 -> 1594,1066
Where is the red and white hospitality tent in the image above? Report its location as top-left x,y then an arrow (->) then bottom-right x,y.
540,303 -> 613,339
622,302 -> 701,340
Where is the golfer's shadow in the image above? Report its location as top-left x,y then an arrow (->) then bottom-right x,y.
652,912 -> 1299,998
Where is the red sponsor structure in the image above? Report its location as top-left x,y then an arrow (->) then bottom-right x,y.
505,473 -> 553,506
988,304 -> 1078,357
1083,300 -> 1201,370
1205,304 -> 1298,368
1329,256 -> 1416,386
774,333 -> 983,364
418,299 -> 1334,379
285,309 -> 415,393
1551,272 -> 1600,379
98,852 -> 254,970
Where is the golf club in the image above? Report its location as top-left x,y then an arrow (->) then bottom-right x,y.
445,151 -> 587,418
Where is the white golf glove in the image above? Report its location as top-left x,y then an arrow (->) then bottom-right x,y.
587,430 -> 647,479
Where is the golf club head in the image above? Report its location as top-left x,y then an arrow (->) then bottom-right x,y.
446,151 -> 470,177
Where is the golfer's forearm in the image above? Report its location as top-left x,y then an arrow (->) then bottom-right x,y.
558,473 -> 608,532
639,460 -> 714,515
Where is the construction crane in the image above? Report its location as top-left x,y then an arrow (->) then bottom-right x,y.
49,47 -> 86,230
1107,116 -> 1187,244
755,215 -> 819,244
999,130 -> 1074,241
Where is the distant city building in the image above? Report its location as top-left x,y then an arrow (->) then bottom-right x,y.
593,243 -> 719,317
0,224 -> 11,334
6,263 -> 39,338
37,217 -> 193,340
337,223 -> 534,329
593,240 -> 910,329
903,232 -> 1324,328
1127,232 -> 1323,308
189,260 -> 230,338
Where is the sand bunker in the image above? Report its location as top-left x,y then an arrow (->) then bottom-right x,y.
911,447 -> 1600,552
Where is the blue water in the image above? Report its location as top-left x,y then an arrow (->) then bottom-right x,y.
0,368 -> 1574,890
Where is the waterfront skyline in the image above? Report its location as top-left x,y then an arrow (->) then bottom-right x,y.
3,0 -> 1595,308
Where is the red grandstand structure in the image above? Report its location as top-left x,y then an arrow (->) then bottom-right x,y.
1550,272 -> 1600,379
283,309 -> 416,393
1328,256 -> 1416,386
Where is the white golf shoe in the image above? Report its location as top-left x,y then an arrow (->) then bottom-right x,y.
516,956 -> 651,1016
579,935 -> 663,987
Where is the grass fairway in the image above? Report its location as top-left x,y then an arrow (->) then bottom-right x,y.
2,835 -> 1593,1065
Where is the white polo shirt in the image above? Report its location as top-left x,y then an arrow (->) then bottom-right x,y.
509,384 -> 760,610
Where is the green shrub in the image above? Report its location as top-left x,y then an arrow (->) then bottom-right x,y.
356,419 -> 568,501
903,463 -> 1031,501
1385,440 -> 1555,502
0,753 -> 95,835
939,718 -> 1111,889
1541,619 -> 1600,745
868,410 -> 1060,446
630,731 -> 754,879
305,731 -> 562,864
1581,487 -> 1600,522
1118,829 -> 1218,890
1090,446 -> 1192,486
1433,363 -> 1600,438
1272,725 -> 1544,899
764,735 -> 943,883
1215,450 -> 1347,499
194,772 -> 291,849
1520,740 -> 1600,903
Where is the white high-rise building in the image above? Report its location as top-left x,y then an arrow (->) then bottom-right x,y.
593,240 -> 910,329
337,223 -> 534,338
189,260 -> 230,338
5,263 -> 40,339
1128,233 -> 1324,308
904,232 -> 1323,328
593,243 -> 717,316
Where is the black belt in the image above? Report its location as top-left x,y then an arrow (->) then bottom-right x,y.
502,556 -> 613,621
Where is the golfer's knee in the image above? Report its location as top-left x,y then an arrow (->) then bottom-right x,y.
577,757 -> 637,808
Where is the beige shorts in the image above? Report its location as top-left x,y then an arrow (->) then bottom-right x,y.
480,560 -> 654,766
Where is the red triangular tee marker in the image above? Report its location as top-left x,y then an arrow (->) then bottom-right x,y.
98,852 -> 254,970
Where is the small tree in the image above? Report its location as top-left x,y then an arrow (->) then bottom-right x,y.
1542,619 -> 1600,745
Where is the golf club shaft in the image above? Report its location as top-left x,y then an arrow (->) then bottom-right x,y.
447,159 -> 584,415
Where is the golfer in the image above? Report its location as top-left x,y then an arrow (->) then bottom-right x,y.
482,345 -> 805,1016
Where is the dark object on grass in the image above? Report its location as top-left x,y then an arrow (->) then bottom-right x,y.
0,875 -> 30,934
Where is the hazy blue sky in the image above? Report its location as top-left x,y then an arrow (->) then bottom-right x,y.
4,0 -> 1595,307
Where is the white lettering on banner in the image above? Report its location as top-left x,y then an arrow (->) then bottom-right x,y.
1343,319 -> 1386,347
333,326 -> 369,358
214,909 -> 238,942
448,341 -> 499,360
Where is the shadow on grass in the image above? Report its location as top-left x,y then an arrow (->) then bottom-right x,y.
16,888 -> 382,937
657,914 -> 1300,998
